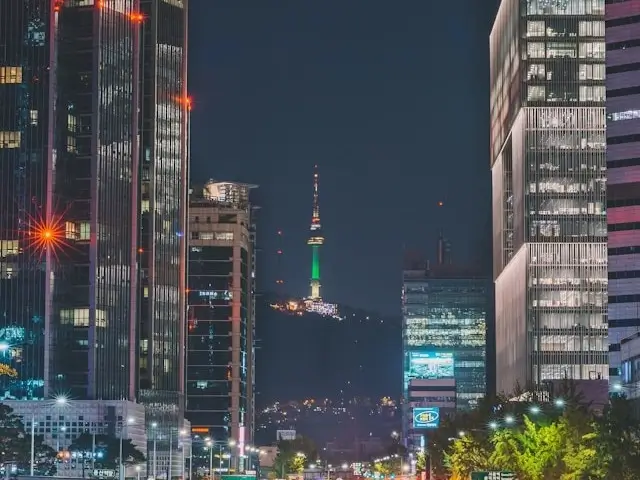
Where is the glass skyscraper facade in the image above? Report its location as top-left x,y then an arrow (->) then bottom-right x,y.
402,258 -> 488,411
137,0 -> 188,425
50,0 -> 140,400
0,0 -> 54,400
491,0 -> 608,395
605,0 -> 640,389
186,181 -> 256,460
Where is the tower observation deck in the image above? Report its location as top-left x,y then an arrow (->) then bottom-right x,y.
307,165 -> 324,300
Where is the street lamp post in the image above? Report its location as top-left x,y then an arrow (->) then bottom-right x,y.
179,430 -> 186,480
206,439 -> 214,480
151,422 -> 158,479
120,417 -> 134,480
31,396 -> 68,476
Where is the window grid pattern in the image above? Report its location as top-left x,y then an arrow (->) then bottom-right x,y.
606,0 -> 640,384
492,0 -> 607,392
403,276 -> 488,411
52,0 -> 137,401
137,0 -> 187,426
0,0 -> 52,400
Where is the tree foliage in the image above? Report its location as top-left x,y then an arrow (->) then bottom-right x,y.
0,403 -> 57,475
272,436 -> 318,476
434,394 -> 640,480
68,433 -> 145,469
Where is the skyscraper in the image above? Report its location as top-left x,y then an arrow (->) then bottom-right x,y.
186,181 -> 257,466
491,0 -> 608,395
307,165 -> 324,300
402,250 -> 488,449
605,0 -> 640,389
0,0 -> 55,400
137,0 -> 189,429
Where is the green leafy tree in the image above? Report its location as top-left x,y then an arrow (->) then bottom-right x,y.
594,395 -> 640,479
272,436 -> 318,476
69,433 -> 145,470
414,451 -> 427,473
0,403 -> 57,475
445,434 -> 492,479
490,416 -> 565,480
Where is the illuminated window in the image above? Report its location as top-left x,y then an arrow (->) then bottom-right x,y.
579,86 -> 605,102
579,42 -> 605,59
608,110 -> 640,122
200,232 -> 214,240
215,232 -> 234,241
0,132 -> 21,149
78,222 -> 90,241
30,110 -> 38,126
526,21 -> 545,37
65,222 -> 77,240
0,67 -> 22,84
579,64 -> 605,80
67,136 -> 76,153
67,114 -> 77,133
141,200 -> 150,213
144,287 -> 149,298
60,308 -> 106,327
0,240 -> 19,258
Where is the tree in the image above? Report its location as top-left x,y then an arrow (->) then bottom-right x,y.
594,395 -> 640,479
415,451 -> 427,473
445,434 -> 492,479
490,416 -> 565,480
272,436 -> 318,477
0,403 -> 57,475
69,433 -> 145,470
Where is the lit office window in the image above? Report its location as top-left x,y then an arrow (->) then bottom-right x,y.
0,132 -> 21,149
0,67 -> 22,84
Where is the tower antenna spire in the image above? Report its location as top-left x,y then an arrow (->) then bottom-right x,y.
307,165 -> 324,300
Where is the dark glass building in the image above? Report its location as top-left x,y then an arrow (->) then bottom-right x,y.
0,0 -> 54,400
137,0 -> 189,426
50,1 -> 140,400
187,181 -> 256,465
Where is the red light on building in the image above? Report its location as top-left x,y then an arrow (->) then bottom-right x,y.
129,12 -> 145,23
54,0 -> 64,12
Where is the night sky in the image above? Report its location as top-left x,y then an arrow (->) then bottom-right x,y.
189,2 -> 497,315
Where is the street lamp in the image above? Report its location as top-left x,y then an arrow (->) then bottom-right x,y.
206,439 -> 214,480
505,415 -> 515,425
530,405 -> 540,415
151,422 -> 158,479
119,417 -> 134,480
179,429 -> 187,480
31,396 -> 68,476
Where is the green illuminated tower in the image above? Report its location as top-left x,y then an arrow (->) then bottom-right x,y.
307,165 -> 324,300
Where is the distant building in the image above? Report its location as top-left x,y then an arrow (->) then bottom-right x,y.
605,0 -> 640,391
402,243 -> 488,447
186,181 -> 257,468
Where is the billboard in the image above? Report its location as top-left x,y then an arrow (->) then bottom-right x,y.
407,351 -> 454,380
413,407 -> 440,429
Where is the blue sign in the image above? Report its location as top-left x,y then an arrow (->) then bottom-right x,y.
413,407 -> 440,429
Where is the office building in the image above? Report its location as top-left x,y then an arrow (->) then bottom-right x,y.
137,0 -> 189,436
186,181 -> 257,466
491,0 -> 608,395
606,0 -> 640,389
0,0 -> 55,400
402,249 -> 487,447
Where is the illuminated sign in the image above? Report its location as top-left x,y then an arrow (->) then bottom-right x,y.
413,407 -> 440,429
407,351 -> 454,380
